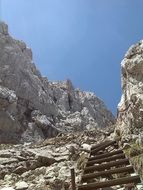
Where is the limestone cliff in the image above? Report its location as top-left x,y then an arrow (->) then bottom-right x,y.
0,22 -> 115,143
115,40 -> 143,143
115,40 -> 143,180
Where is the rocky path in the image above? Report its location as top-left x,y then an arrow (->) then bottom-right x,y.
0,130 -> 107,190
1,131 -> 142,190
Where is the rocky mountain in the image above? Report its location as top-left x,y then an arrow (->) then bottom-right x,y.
0,21 -> 115,144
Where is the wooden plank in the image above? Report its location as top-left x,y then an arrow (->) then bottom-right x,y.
82,166 -> 134,182
87,153 -> 125,166
91,141 -> 116,155
84,158 -> 130,173
71,168 -> 76,190
89,150 -> 123,161
78,175 -> 141,190
91,140 -> 111,150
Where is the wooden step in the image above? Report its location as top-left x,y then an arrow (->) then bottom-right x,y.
91,140 -> 111,150
89,150 -> 123,161
87,153 -> 125,166
91,141 -> 116,155
84,158 -> 130,173
82,166 -> 134,182
78,175 -> 141,190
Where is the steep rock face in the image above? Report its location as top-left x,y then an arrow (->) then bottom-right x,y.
0,85 -> 21,143
115,40 -> 143,143
0,22 -> 58,117
49,81 -> 115,132
0,22 -> 115,143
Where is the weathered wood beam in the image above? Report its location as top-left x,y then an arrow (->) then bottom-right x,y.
82,166 -> 134,182
87,153 -> 125,166
91,141 -> 116,155
84,158 -> 130,173
89,150 -> 123,161
78,175 -> 140,190
71,168 -> 76,190
91,140 -> 111,150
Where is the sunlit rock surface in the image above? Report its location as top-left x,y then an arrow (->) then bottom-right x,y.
115,40 -> 143,181
115,40 -> 143,143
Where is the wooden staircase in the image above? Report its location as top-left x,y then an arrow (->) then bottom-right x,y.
77,140 -> 141,190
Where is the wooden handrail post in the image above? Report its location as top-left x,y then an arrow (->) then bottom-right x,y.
71,168 -> 76,190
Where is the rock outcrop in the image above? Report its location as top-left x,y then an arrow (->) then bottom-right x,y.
115,40 -> 143,180
0,86 -> 21,143
115,40 -> 143,144
0,21 -> 115,143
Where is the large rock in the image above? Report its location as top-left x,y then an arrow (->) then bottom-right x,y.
115,40 -> 143,143
0,85 -> 20,143
15,181 -> 28,190
51,83 -> 115,132
0,22 -> 8,35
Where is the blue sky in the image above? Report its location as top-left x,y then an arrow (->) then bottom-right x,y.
1,0 -> 143,114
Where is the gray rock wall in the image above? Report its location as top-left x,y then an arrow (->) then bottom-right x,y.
0,22 -> 115,143
115,40 -> 143,144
